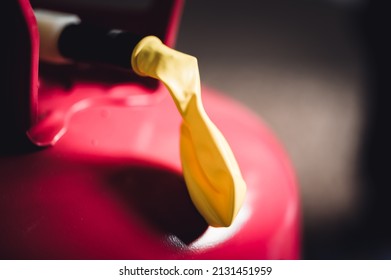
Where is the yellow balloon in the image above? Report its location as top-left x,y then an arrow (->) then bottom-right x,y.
131,36 -> 246,227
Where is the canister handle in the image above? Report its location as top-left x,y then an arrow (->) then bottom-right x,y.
2,0 -> 183,152
1,0 -> 39,152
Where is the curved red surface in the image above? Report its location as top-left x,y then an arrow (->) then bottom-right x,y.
0,83 -> 300,259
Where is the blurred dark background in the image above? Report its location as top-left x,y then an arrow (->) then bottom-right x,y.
176,0 -> 391,259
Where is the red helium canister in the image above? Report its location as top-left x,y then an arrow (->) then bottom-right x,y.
0,0 -> 300,259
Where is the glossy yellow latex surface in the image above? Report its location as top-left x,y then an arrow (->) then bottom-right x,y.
131,36 -> 246,227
